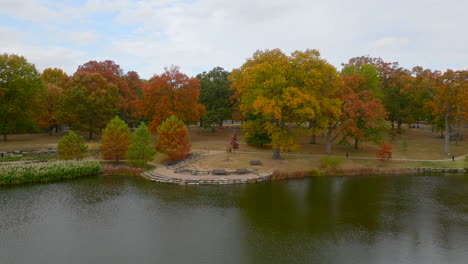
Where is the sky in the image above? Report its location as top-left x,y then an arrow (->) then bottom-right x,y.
1,0 -> 467,79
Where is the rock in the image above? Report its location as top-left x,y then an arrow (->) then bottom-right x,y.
250,160 -> 262,166
212,169 -> 227,175
236,168 -> 250,174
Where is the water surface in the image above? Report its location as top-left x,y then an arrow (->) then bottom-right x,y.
1,175 -> 468,263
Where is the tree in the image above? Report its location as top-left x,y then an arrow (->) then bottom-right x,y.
340,63 -> 388,150
37,68 -> 69,135
243,118 -> 272,147
415,68 -> 468,154
230,49 -> 322,159
58,131 -> 88,160
60,72 -> 120,139
139,66 -> 206,134
77,60 -> 138,125
127,122 -> 156,167
376,142 -> 393,162
101,116 -> 131,163
340,74 -> 388,149
197,67 -> 234,128
155,115 -> 191,162
0,53 -> 42,141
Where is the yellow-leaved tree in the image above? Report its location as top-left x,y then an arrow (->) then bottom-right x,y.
230,49 -> 338,159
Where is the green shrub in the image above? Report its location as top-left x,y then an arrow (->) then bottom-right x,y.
0,156 -> 22,162
58,131 -> 88,160
0,159 -> 101,185
127,123 -> 156,167
320,156 -> 342,170
465,156 -> 468,170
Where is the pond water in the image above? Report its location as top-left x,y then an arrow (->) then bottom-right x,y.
1,175 -> 468,264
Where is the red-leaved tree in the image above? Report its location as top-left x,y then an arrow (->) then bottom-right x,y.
376,142 -> 393,162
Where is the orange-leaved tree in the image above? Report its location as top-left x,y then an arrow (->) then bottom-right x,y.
376,142 -> 393,162
139,66 -> 206,134
100,116 -> 131,163
155,115 -> 191,162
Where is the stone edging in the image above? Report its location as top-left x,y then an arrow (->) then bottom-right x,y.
142,171 -> 272,185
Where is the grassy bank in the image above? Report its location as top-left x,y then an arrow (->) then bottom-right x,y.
0,159 -> 101,185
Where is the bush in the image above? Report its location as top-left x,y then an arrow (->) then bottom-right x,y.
465,156 -> 468,170
0,159 -> 101,185
320,156 -> 342,170
58,131 -> 88,160
243,119 -> 271,147
376,142 -> 393,162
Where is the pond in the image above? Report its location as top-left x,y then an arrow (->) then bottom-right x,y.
1,175 -> 468,264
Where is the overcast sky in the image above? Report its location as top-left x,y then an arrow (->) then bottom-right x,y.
1,0 -> 467,78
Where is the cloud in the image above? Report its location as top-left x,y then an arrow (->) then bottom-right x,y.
368,37 -> 409,48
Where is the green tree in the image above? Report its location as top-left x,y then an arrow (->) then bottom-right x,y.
60,72 -> 120,139
127,123 -> 156,167
197,67 -> 234,128
57,131 -> 88,160
155,115 -> 191,162
243,117 -> 272,147
101,116 -> 131,163
0,53 -> 42,141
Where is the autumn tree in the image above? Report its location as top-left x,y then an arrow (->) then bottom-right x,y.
0,53 -> 42,141
415,68 -> 468,154
37,68 -> 69,135
139,66 -> 206,133
340,65 -> 388,150
127,122 -> 156,167
243,117 -> 272,147
289,49 -> 343,150
58,131 -> 88,160
60,72 -> 120,139
376,142 -> 393,162
197,67 -> 234,128
230,49 -> 324,159
77,60 -> 139,125
155,115 -> 191,162
101,116 -> 131,163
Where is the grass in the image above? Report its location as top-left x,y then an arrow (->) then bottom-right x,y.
0,159 -> 101,185
0,156 -> 22,162
0,124 -> 466,173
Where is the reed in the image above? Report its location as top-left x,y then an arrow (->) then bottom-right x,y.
0,159 -> 101,185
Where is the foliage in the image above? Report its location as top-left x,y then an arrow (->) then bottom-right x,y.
77,60 -> 138,124
464,156 -> 468,170
376,142 -> 393,162
139,66 -> 206,133
0,159 -> 101,185
242,119 -> 272,147
100,116 -> 131,163
0,156 -> 22,162
231,49 -> 331,159
155,115 -> 191,162
37,68 -> 69,134
127,122 -> 156,167
60,72 -> 120,139
58,131 -> 88,160
340,69 -> 388,149
197,67 -> 234,127
320,156 -> 342,170
0,53 -> 43,140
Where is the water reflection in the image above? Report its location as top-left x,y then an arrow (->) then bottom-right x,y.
1,175 -> 467,264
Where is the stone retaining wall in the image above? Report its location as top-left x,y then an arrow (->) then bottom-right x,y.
142,171 -> 272,185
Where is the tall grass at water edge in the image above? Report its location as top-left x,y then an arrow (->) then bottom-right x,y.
0,159 -> 101,185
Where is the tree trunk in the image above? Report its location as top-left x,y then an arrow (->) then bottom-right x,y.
89,129 -> 93,140
199,119 -> 203,127
49,126 -> 53,136
309,120 -> 317,144
273,148 -> 281,160
444,111 -> 450,154
2,134 -> 6,141
326,128 -> 332,154
397,120 -> 402,130
391,120 -> 395,129
354,138 -> 359,150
